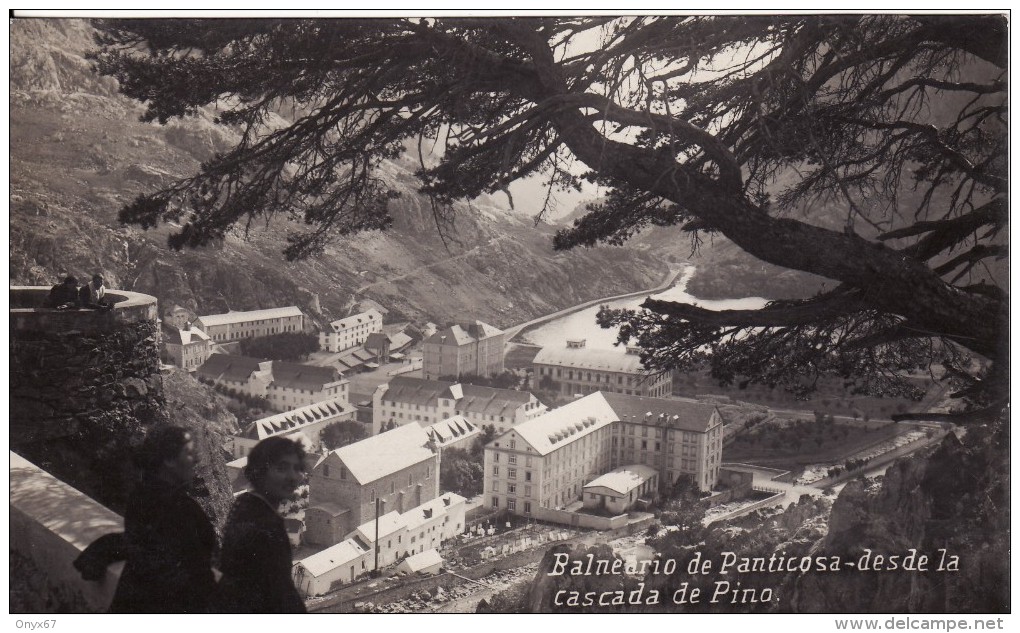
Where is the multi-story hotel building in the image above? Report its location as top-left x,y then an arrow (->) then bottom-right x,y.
422,321 -> 506,379
372,375 -> 546,435
194,306 -> 305,343
601,392 -> 724,493
483,391 -> 724,518
484,393 -> 618,515
319,308 -> 384,353
532,339 -> 672,398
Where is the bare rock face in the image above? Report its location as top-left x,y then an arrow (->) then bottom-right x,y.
160,369 -> 240,532
789,418 -> 1009,613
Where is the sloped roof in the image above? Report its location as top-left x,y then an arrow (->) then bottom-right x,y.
600,392 -> 721,432
381,376 -> 455,408
423,416 -> 480,449
398,549 -> 443,573
404,492 -> 466,532
352,510 -> 405,542
196,354 -> 267,383
242,398 -> 352,441
387,332 -> 413,350
532,346 -> 646,374
424,320 -> 504,347
503,392 -> 617,456
331,308 -> 382,332
164,326 -> 211,346
298,538 -> 368,578
364,331 -> 389,350
453,384 -> 535,417
332,424 -> 435,485
584,464 -> 658,495
271,361 -> 344,391
196,306 -> 303,327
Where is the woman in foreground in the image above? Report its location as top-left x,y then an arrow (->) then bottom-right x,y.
216,436 -> 307,613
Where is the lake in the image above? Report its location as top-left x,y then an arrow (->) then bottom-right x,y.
521,265 -> 769,350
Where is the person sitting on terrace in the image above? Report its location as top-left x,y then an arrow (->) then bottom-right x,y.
79,274 -> 113,310
46,276 -> 81,310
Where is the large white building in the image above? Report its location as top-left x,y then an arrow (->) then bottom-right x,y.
194,306 -> 305,343
483,391 -> 724,518
372,376 -> 546,435
532,340 -> 672,398
319,308 -> 384,353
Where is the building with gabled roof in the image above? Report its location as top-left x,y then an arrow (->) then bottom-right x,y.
583,465 -> 659,515
423,416 -> 480,452
422,320 -> 506,380
319,308 -> 383,353
533,339 -> 672,398
162,322 -> 213,371
195,306 -> 304,343
483,391 -> 724,521
372,375 -> 545,434
304,424 -> 439,546
196,354 -> 273,398
195,354 -> 349,412
231,397 -> 356,459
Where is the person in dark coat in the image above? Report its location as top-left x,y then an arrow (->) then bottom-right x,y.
216,436 -> 307,613
46,276 -> 80,309
109,426 -> 217,613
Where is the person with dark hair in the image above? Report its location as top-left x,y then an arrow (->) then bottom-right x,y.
109,426 -> 217,613
216,436 -> 307,613
46,275 -> 80,309
79,273 -> 113,310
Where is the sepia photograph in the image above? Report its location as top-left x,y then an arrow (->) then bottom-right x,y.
8,10 -> 1009,622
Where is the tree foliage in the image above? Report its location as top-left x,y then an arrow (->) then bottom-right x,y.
90,15 -> 1007,415
439,446 -> 484,497
320,420 -> 367,450
239,332 -> 318,361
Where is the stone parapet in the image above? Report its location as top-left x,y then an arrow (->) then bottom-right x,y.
10,451 -> 123,613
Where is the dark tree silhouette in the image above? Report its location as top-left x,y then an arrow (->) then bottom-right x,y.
90,16 -> 1007,415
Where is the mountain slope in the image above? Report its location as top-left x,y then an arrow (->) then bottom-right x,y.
9,18 -> 667,330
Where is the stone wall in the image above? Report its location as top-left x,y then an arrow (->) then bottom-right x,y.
10,287 -> 167,512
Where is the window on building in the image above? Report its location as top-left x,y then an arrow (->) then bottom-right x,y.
508,455 -> 517,465
508,499 -> 516,512
525,471 -> 532,482
524,501 -> 531,513
492,465 -> 499,476
492,496 -> 499,508
508,469 -> 516,479
507,484 -> 516,494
